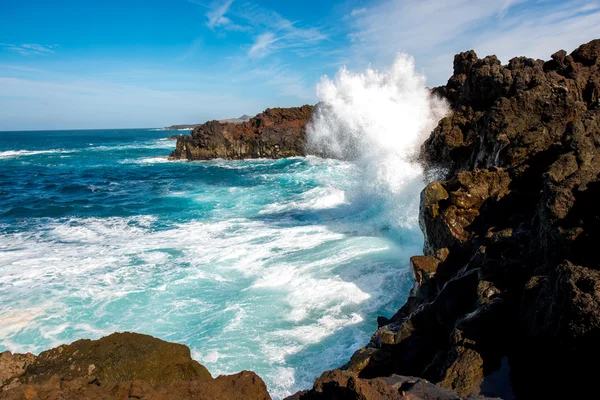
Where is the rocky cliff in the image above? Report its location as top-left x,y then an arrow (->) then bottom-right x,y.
169,106 -> 314,160
293,39 -> 600,399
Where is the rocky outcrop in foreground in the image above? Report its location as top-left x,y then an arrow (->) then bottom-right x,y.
293,39 -> 600,399
169,106 -> 314,160
0,334 -> 472,400
0,333 -> 270,399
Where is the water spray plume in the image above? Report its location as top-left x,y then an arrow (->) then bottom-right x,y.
308,54 -> 448,228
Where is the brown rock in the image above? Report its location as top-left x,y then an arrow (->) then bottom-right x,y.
410,256 -> 440,285
0,334 -> 270,400
333,39 -> 600,399
288,369 -> 497,400
0,371 -> 271,399
436,347 -> 483,397
12,332 -> 210,388
0,352 -> 35,389
170,105 -> 314,160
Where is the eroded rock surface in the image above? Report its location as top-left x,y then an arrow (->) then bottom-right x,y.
0,352 -> 35,390
170,106 -> 314,160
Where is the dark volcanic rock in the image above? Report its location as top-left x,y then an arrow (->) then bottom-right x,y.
167,134 -> 189,140
300,39 -> 600,399
170,105 -> 314,160
287,369 -> 499,400
0,333 -> 270,400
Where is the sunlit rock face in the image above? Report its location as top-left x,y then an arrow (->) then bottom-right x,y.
170,106 -> 314,160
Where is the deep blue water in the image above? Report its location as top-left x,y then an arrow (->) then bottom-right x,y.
0,129 -> 421,398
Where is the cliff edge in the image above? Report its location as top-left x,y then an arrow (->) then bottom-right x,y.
293,39 -> 600,399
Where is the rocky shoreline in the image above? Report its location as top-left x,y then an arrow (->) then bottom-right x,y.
169,105 -> 313,160
2,40 -> 599,399
293,39 -> 600,399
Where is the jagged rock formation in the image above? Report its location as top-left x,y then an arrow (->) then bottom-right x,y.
294,39 -> 600,399
0,333 -> 270,400
169,106 -> 314,160
286,370 -> 499,400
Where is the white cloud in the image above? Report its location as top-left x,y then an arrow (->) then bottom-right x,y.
346,0 -> 600,85
0,43 -> 58,56
190,0 -> 327,58
474,2 -> 600,62
249,32 -> 278,58
205,0 -> 234,29
350,8 -> 367,17
244,12 -> 327,58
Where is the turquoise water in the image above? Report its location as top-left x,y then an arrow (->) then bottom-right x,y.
0,129 -> 421,398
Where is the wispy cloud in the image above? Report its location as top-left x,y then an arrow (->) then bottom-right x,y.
346,0 -> 600,85
189,1 -> 327,59
243,9 -> 327,58
206,0 -> 233,29
249,32 -> 278,58
350,8 -> 367,17
0,43 -> 58,56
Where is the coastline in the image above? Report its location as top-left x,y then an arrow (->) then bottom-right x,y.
2,39 -> 600,399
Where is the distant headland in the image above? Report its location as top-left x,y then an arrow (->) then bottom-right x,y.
163,115 -> 253,131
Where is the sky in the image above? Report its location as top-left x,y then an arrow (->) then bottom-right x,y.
0,0 -> 599,130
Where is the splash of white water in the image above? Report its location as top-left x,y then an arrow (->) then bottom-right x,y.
308,54 -> 448,227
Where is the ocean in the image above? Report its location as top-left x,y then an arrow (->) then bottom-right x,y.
0,128 -> 423,398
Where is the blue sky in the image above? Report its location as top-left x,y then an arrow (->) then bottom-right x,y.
1,0 -> 599,130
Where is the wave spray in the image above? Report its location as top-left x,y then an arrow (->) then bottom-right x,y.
308,55 -> 448,228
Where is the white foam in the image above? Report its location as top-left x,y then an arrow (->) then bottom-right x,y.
0,149 -> 72,159
267,368 -> 296,400
308,55 -> 448,228
0,139 -> 424,398
84,140 -> 175,152
271,313 -> 364,345
0,216 -> 373,349
260,187 -> 347,214
200,350 -> 226,364
119,156 -> 172,164
0,139 -> 173,161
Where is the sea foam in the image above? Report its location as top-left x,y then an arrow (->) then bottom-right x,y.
308,54 -> 448,228
0,149 -> 72,159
